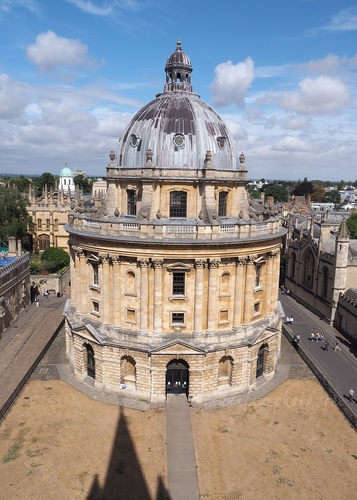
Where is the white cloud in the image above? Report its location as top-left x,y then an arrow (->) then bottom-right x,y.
278,76 -> 351,114
283,116 -> 310,131
320,7 -> 357,33
210,57 -> 255,108
0,0 -> 41,18
272,135 -> 314,153
26,31 -> 94,72
297,54 -> 345,76
0,74 -> 29,119
66,0 -> 143,15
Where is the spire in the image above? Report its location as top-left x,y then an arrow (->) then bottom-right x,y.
338,217 -> 349,240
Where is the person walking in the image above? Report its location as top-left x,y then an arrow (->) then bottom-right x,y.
324,340 -> 329,351
349,388 -> 354,402
335,340 -> 341,352
296,334 -> 300,344
290,317 -> 294,326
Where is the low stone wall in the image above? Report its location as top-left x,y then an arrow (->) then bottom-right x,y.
30,267 -> 70,296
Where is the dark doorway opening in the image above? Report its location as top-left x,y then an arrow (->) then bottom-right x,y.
166,360 -> 189,396
256,345 -> 266,378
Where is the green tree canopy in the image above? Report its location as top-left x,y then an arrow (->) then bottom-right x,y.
261,184 -> 289,202
73,174 -> 93,193
293,181 -> 313,197
40,247 -> 70,273
323,190 -> 341,205
11,175 -> 30,193
35,172 -> 56,196
0,185 -> 34,244
346,212 -> 357,239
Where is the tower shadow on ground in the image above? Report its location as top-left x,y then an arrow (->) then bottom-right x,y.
87,407 -> 170,500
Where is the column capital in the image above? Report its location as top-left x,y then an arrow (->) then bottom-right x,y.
209,258 -> 220,269
194,259 -> 206,269
152,259 -> 163,269
236,257 -> 246,266
138,258 -> 150,268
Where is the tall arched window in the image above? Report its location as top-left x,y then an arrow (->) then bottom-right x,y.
303,249 -> 315,289
121,355 -> 136,389
46,219 -> 50,230
38,234 -> 50,251
218,356 -> 232,386
37,219 -> 42,230
85,344 -> 95,379
322,266 -> 329,298
218,191 -> 228,217
290,252 -> 296,279
127,189 -> 137,215
170,191 -> 187,217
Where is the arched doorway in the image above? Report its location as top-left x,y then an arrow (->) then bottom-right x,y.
166,360 -> 189,395
85,344 -> 95,379
256,344 -> 266,378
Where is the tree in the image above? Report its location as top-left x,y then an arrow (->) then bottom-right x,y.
0,185 -> 34,243
323,190 -> 341,205
35,172 -> 56,196
74,174 -> 93,193
11,175 -> 30,193
293,181 -> 313,197
311,185 -> 325,202
262,184 -> 289,202
40,247 -> 70,273
346,212 -> 357,239
337,179 -> 346,190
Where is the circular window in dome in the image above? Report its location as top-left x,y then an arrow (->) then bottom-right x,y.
130,134 -> 140,148
173,134 -> 185,148
217,136 -> 226,149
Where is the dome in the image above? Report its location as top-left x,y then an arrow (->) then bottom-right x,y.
118,40 -> 238,171
60,166 -> 73,177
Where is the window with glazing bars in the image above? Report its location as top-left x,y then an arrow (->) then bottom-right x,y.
218,191 -> 228,217
170,191 -> 187,217
93,264 -> 99,285
127,190 -> 137,215
172,272 -> 185,295
172,312 -> 184,324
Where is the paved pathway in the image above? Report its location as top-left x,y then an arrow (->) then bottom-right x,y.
280,291 -> 357,426
166,395 -> 200,500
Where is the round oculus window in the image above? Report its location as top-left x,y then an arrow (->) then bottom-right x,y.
173,134 -> 184,147
130,134 -> 139,147
217,136 -> 226,149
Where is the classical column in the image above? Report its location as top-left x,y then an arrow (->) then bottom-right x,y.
206,259 -> 220,335
265,254 -> 273,315
101,254 -> 111,325
70,246 -> 77,306
112,256 -> 122,328
152,259 -> 163,335
138,258 -> 149,334
233,257 -> 246,329
79,249 -> 88,315
193,259 -> 206,336
243,257 -> 255,324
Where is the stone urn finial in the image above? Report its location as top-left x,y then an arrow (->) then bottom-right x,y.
204,150 -> 212,166
239,152 -> 245,165
114,207 -> 119,217
109,149 -> 116,162
146,147 -> 153,164
156,209 -> 161,219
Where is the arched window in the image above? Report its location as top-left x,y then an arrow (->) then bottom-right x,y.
92,263 -> 99,286
218,191 -> 228,217
125,270 -> 136,295
38,234 -> 50,251
46,219 -> 50,230
220,272 -> 230,295
218,356 -> 232,386
121,355 -> 136,389
37,219 -> 42,230
255,266 -> 261,288
322,266 -> 329,299
54,219 -> 58,231
127,189 -> 137,215
170,191 -> 187,218
303,249 -> 315,289
256,344 -> 268,378
85,344 -> 95,379
290,252 -> 296,279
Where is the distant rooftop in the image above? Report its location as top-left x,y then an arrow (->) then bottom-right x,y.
0,256 -> 16,267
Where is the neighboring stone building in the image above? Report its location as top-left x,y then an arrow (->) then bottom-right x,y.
0,237 -> 30,335
64,40 -> 286,407
336,288 -> 357,343
285,213 -> 357,327
27,183 -> 74,253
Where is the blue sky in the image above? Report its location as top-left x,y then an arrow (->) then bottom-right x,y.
0,0 -> 357,181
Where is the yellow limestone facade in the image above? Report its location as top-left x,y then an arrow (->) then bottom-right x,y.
64,41 -> 286,407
